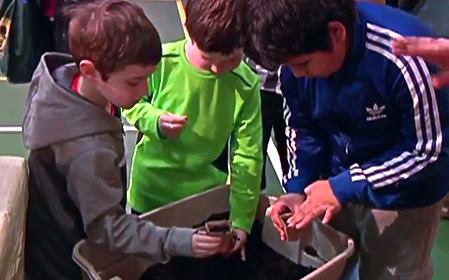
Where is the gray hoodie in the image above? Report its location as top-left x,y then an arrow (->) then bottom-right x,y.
23,53 -> 194,280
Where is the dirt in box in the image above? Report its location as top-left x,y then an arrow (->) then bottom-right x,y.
140,212 -> 316,280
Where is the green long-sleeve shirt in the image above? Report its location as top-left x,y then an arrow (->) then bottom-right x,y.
123,40 -> 263,232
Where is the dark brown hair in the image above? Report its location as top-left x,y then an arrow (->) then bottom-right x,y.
240,0 -> 357,70
185,0 -> 241,55
66,0 -> 162,79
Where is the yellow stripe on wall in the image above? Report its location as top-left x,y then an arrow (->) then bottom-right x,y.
175,0 -> 189,38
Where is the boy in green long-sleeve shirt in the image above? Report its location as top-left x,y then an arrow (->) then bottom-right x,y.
123,0 -> 263,256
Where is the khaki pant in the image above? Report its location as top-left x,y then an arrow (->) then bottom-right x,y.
331,201 -> 442,280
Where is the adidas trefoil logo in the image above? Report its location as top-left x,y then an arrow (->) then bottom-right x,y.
366,103 -> 387,121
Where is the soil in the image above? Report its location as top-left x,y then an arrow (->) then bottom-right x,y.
140,213 -> 316,280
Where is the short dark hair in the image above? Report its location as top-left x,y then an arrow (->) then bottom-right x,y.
66,0 -> 162,79
185,0 -> 241,55
240,0 -> 357,70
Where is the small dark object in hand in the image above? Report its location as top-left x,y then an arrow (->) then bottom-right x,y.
205,220 -> 232,234
140,212 -> 316,280
279,211 -> 304,241
196,219 -> 234,252
281,212 -> 293,223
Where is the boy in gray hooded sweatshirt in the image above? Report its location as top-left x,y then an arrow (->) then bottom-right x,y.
22,1 -> 225,279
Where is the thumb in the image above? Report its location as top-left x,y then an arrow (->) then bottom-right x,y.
166,113 -> 188,124
266,206 -> 273,216
322,208 -> 335,224
304,185 -> 312,196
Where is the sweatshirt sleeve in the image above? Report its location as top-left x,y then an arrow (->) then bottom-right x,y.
122,72 -> 166,140
228,81 -> 263,233
280,66 -> 329,195
53,139 -> 194,262
329,56 -> 446,208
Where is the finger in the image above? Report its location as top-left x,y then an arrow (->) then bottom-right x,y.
271,209 -> 286,235
224,238 -> 241,258
166,124 -> 185,131
294,212 -> 317,230
196,243 -> 223,252
433,71 -> 449,89
289,200 -> 321,228
392,37 -> 426,55
163,123 -> 184,129
270,203 -> 288,224
304,185 -> 313,196
193,247 -> 213,258
195,241 -> 223,251
393,37 -> 436,55
241,247 -> 246,261
394,37 -> 449,63
322,208 -> 335,224
269,214 -> 287,241
269,202 -> 291,240
166,113 -> 188,124
198,235 -> 224,247
231,239 -> 242,253
278,229 -> 286,241
392,39 -> 407,55
270,215 -> 286,240
194,249 -> 215,258
287,204 -> 308,227
195,235 -> 223,248
287,214 -> 304,228
197,234 -> 223,242
267,202 -> 289,217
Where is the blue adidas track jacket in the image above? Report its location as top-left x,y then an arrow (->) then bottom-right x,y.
281,2 -> 449,209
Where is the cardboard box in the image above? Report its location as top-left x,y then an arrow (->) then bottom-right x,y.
73,185 -> 354,280
0,156 -> 28,280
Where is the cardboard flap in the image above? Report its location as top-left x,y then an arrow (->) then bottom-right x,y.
0,156 -> 28,280
74,185 -> 354,280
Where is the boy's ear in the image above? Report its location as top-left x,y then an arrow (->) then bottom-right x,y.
79,60 -> 101,80
328,21 -> 347,45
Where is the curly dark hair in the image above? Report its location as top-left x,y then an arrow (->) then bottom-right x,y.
240,0 -> 357,70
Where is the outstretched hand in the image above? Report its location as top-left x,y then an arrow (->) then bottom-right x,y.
226,228 -> 248,261
266,193 -> 305,241
192,233 -> 228,258
158,113 -> 188,138
286,180 -> 342,230
393,37 -> 449,89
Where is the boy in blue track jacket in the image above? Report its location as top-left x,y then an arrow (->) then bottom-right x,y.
241,0 -> 449,279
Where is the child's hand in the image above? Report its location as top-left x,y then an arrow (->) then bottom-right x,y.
226,228 -> 248,261
286,180 -> 341,230
267,193 -> 305,240
159,113 -> 188,138
191,233 -> 226,258
393,37 -> 449,89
